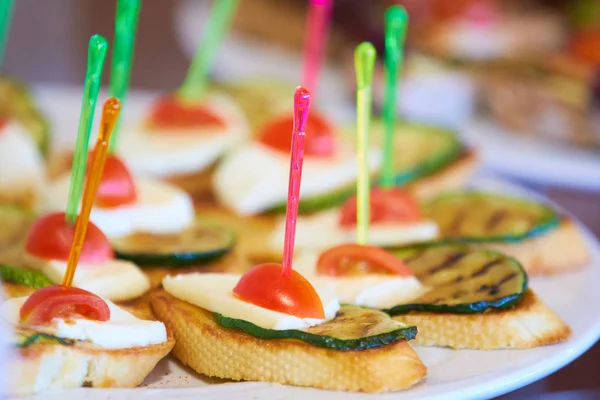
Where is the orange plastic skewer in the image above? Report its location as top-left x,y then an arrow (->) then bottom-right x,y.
62,98 -> 121,288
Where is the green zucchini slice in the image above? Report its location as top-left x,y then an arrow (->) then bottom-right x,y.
386,243 -> 528,315
0,264 -> 52,289
364,120 -> 463,185
112,219 -> 235,267
422,191 -> 561,243
267,184 -> 355,215
0,77 -> 50,157
214,305 -> 416,351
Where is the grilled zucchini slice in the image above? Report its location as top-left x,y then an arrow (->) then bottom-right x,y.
0,204 -> 35,265
369,120 -> 463,185
112,219 -> 235,267
267,183 -> 355,215
386,243 -> 528,314
422,191 -> 560,243
0,264 -> 51,289
214,305 -> 416,351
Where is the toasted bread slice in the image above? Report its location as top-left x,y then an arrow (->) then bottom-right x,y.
2,286 -> 175,395
8,334 -> 174,395
151,290 -> 426,393
407,150 -> 478,201
393,290 -> 571,350
475,219 -> 589,275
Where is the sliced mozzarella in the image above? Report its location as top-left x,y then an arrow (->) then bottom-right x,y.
269,210 -> 439,253
294,253 -> 427,309
44,176 -> 195,238
213,142 -> 381,215
118,92 -> 249,178
0,122 -> 46,205
163,273 -> 340,331
24,253 -> 150,303
1,296 -> 167,349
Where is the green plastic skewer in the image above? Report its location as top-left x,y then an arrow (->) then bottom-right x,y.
0,0 -> 15,71
381,5 -> 408,188
178,0 -> 240,101
354,42 -> 376,246
65,35 -> 108,225
108,0 -> 141,152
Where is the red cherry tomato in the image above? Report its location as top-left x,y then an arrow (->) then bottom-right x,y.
0,118 -> 7,131
25,212 -> 113,263
316,244 -> 413,277
149,96 -> 225,129
339,188 -> 421,227
94,154 -> 137,208
20,285 -> 110,325
233,263 -> 325,319
258,111 -> 336,157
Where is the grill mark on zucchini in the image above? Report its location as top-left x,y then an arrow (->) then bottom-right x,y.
424,252 -> 466,276
448,210 -> 467,235
486,210 -> 507,231
387,243 -> 528,314
471,259 -> 502,278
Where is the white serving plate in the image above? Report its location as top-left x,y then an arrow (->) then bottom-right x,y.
21,88 -> 600,400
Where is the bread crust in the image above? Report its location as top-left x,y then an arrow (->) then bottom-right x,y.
393,290 -> 571,350
150,290 -> 426,393
476,219 -> 590,275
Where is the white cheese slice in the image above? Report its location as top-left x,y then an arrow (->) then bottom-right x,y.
44,176 -> 195,238
293,252 -> 428,309
163,273 -> 340,331
269,210 -> 439,253
24,253 -> 151,303
1,296 -> 167,349
118,92 -> 249,178
213,141 -> 381,215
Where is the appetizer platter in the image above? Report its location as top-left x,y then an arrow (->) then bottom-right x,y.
1,1 -> 600,399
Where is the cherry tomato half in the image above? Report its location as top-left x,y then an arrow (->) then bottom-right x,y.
316,244 -> 413,277
25,212 -> 113,263
257,111 -> 336,157
339,187 -> 421,227
94,154 -> 137,208
233,263 -> 325,319
149,96 -> 225,129
20,285 -> 110,325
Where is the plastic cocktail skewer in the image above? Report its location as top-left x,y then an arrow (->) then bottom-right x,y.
65,35 -> 108,225
381,5 -> 408,188
178,0 -> 240,101
0,0 -> 15,72
63,98 -> 121,288
108,0 -> 141,153
301,0 -> 333,96
354,42 -> 376,245
281,86 -> 311,277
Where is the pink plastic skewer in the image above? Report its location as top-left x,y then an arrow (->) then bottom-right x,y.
281,86 -> 311,277
301,0 -> 333,96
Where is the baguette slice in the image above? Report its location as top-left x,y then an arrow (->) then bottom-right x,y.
2,284 -> 175,395
8,334 -> 175,395
393,290 -> 571,350
475,219 -> 589,275
151,290 -> 426,393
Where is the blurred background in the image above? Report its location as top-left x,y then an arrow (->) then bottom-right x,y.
2,0 -> 599,398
